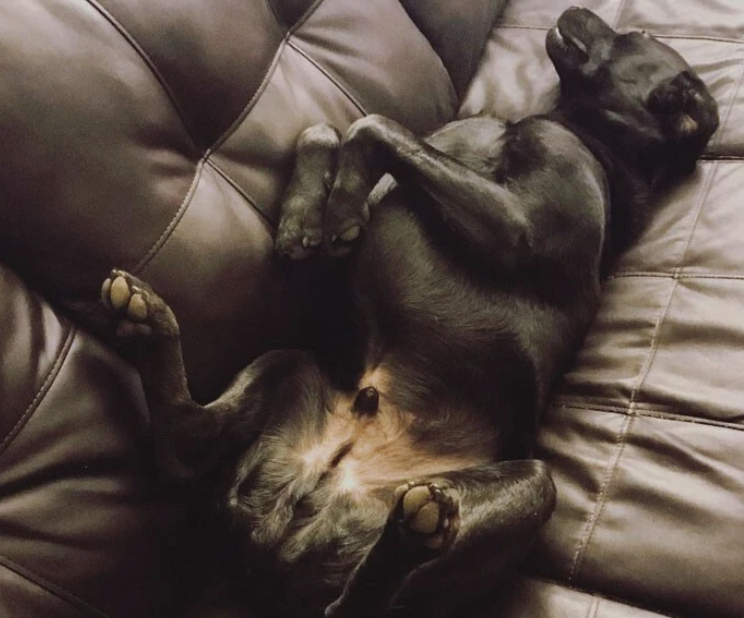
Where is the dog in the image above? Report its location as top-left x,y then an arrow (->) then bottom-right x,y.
100,8 -> 718,618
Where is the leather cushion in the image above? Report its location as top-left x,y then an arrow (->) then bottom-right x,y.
462,1 -> 744,616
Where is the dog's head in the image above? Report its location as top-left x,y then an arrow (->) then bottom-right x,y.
546,7 -> 719,186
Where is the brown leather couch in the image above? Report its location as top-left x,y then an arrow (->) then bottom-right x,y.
1,1 -> 742,617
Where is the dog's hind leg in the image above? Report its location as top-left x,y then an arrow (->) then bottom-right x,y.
392,460 -> 555,617
325,460 -> 555,618
276,124 -> 341,260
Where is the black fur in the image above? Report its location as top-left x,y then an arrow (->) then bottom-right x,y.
100,9 -> 718,618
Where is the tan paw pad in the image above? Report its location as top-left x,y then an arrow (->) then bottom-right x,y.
127,293 -> 148,321
409,501 -> 441,535
109,276 -> 132,310
402,485 -> 433,517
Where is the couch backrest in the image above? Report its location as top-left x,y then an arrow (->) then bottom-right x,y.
0,0 -> 506,401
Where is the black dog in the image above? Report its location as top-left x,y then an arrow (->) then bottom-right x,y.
100,9 -> 718,618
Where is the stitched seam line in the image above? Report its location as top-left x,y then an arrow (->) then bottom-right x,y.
205,159 -> 274,234
132,159 -> 206,274
0,556 -> 110,618
612,272 -> 744,280
550,402 -> 744,431
205,38 -> 287,157
287,40 -> 367,116
81,0 -> 199,150
568,414 -> 633,581
264,0 -> 285,29
567,278 -> 675,580
714,50 -> 744,151
0,326 -> 76,458
78,0 -> 212,275
199,36 -> 375,236
518,576 -> 683,618
611,0 -> 630,29
130,0 -> 371,267
614,160 -> 717,401
587,595 -> 601,618
206,0 -> 327,156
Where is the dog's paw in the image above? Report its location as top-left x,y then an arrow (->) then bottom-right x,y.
393,480 -> 460,553
323,182 -> 369,258
100,269 -> 178,338
324,218 -> 366,258
275,204 -> 325,261
276,124 -> 341,260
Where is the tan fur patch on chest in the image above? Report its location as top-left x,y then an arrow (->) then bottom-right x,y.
293,367 -> 485,497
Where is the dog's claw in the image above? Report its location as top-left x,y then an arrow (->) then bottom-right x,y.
301,235 -> 322,249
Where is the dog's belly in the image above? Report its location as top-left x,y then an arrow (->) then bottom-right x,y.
294,366 -> 493,499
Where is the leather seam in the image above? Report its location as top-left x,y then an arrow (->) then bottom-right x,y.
205,0 -> 327,156
714,49 -> 744,154
78,0 -> 213,275
567,413 -> 634,582
0,326 -> 77,458
550,401 -> 744,430
205,159 -> 274,233
587,595 -> 601,618
612,271 -> 744,280
517,576 -> 682,617
204,37 -> 287,157
81,0 -> 200,151
132,159 -> 206,274
0,555 -> 109,618
565,141 -> 720,579
567,155 -> 719,578
566,278 -> 676,579
286,39 -> 367,115
611,0 -> 630,29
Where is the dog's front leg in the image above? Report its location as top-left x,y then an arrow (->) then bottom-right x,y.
324,114 -> 531,274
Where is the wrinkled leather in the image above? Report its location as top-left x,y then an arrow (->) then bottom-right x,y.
0,264 -> 191,618
1,0 -> 743,617
0,0 -> 503,402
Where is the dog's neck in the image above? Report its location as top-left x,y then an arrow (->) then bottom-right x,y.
545,107 -> 654,271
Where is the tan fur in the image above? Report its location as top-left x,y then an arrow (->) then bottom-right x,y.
294,367 -> 487,499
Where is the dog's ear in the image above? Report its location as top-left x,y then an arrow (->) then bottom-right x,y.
646,71 -> 719,183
